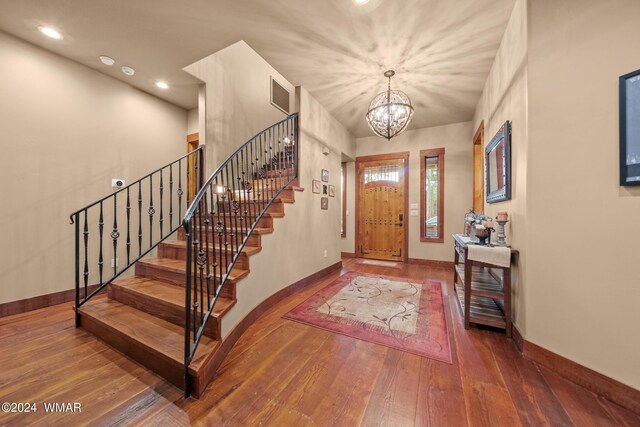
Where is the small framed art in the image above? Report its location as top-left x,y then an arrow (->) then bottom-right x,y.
321,197 -> 328,210
329,185 -> 335,197
312,180 -> 321,194
321,169 -> 329,182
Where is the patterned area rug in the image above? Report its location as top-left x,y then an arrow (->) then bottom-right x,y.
283,271 -> 452,363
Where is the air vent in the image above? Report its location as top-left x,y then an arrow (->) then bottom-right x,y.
270,76 -> 290,114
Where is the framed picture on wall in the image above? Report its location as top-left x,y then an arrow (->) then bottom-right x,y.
329,185 -> 335,197
322,184 -> 328,195
321,169 -> 329,182
312,180 -> 321,194
620,68 -> 640,186
321,197 -> 329,210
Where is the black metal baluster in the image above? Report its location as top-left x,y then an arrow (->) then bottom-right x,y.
149,174 -> 154,247
251,139 -> 259,218
293,117 -> 300,177
269,128 -> 274,201
160,170 -> 164,239
169,165 -> 174,229
98,202 -> 104,285
239,149 -> 249,242
74,213 -> 80,326
244,147 -> 253,225
178,159 -> 183,220
112,194 -> 119,276
203,191 -> 211,310
283,120 -> 288,181
186,155 -> 191,206
83,210 -> 89,298
265,131 -> 271,202
222,167 -> 231,273
231,156 -> 242,249
214,178 -> 222,295
138,182 -> 143,256
208,185 -> 218,302
287,119 -> 293,181
198,199 -> 205,325
259,133 -> 266,212
250,140 -> 257,218
126,187 -> 131,265
184,217 -> 193,398
277,123 -> 282,192
197,200 -> 204,328
192,206 -> 199,342
215,177 -> 224,292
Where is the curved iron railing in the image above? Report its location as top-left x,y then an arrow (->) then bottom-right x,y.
70,147 -> 204,325
182,113 -> 298,397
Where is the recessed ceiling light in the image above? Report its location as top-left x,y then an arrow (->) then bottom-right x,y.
99,55 -> 115,66
155,81 -> 169,90
121,66 -> 135,76
38,26 -> 63,40
353,0 -> 370,4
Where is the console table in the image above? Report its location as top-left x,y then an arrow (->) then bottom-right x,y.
452,234 -> 516,337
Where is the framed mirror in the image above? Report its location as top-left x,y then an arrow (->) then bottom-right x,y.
485,121 -> 511,203
620,69 -> 640,185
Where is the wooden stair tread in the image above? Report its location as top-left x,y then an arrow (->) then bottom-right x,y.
111,276 -> 236,318
79,298 -> 217,374
137,257 -> 250,282
214,211 -> 285,219
162,240 -> 261,256
185,226 -> 274,235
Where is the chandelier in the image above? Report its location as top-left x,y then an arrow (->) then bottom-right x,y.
366,70 -> 414,140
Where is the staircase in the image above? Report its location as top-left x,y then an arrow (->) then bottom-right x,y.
70,114 -> 300,398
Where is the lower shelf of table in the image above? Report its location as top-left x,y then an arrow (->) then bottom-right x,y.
454,283 -> 506,329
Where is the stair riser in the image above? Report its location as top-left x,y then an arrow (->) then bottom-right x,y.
108,285 -> 220,339
79,312 -> 189,391
135,263 -> 236,300
158,244 -> 250,270
178,227 -> 263,247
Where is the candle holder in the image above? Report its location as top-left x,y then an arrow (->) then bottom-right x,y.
496,219 -> 509,246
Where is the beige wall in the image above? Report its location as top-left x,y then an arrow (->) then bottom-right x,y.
526,0 -> 640,389
0,31 -> 187,304
184,41 -> 295,173
222,87 -> 356,336
355,122 -> 473,262
472,0 -> 529,330
187,108 -> 199,135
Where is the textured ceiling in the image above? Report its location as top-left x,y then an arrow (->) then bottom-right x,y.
0,0 -> 515,137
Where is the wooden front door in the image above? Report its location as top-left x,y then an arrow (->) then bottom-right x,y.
356,153 -> 408,262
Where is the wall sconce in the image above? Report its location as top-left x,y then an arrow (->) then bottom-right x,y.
322,146 -> 330,156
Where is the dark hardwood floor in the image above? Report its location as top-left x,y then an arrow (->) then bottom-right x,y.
1,258 -> 638,426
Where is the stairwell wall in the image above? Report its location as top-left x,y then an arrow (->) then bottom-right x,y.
221,87 -> 356,337
183,41 -> 296,173
0,31 -> 188,305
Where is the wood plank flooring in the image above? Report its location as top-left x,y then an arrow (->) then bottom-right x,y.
1,258 -> 638,426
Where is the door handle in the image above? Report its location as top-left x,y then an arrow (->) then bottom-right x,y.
399,213 -> 403,222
